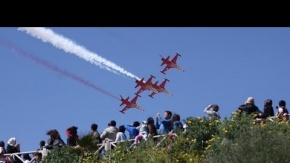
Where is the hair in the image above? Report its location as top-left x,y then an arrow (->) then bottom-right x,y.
0,141 -> 4,147
34,152 -> 42,158
39,140 -> 45,147
23,153 -> 32,161
212,104 -> 219,112
172,113 -> 181,122
147,117 -> 155,125
279,100 -> 286,107
118,125 -> 126,133
67,126 -> 78,136
265,99 -> 272,106
47,129 -> 61,139
165,110 -> 172,118
132,121 -> 140,127
91,123 -> 98,130
109,120 -> 116,127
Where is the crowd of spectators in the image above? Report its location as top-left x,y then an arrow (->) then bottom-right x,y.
1,97 -> 288,162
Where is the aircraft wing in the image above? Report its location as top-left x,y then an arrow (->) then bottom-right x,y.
136,87 -> 145,95
120,105 -> 130,113
148,91 -> 157,98
161,65 -> 171,74
171,54 -> 179,64
134,105 -> 144,111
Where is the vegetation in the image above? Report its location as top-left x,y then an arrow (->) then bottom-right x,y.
43,113 -> 290,163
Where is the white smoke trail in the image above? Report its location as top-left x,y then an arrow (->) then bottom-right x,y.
18,27 -> 141,80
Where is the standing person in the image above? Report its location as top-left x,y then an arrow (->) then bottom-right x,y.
66,126 -> 79,146
263,99 -> 274,118
115,125 -> 127,142
204,104 -> 221,119
275,100 -> 289,120
100,120 -> 118,151
147,117 -> 157,141
170,113 -> 184,133
155,110 -> 172,135
46,129 -> 65,149
90,123 -> 102,145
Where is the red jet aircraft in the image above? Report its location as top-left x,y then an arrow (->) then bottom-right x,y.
119,93 -> 144,114
148,78 -> 172,98
135,75 -> 158,95
160,53 -> 185,74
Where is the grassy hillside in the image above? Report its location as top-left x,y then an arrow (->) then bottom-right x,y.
43,112 -> 290,163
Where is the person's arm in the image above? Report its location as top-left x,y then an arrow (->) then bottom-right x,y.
204,105 -> 212,112
155,113 -> 161,129
100,129 -> 108,140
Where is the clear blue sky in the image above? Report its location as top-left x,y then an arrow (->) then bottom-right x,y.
0,27 -> 289,152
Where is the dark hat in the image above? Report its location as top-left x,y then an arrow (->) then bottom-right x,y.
279,100 -> 286,107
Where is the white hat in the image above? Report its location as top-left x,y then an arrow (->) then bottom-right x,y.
7,137 -> 16,146
245,97 -> 255,104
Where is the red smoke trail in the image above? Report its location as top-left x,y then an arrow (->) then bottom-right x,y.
2,40 -> 119,100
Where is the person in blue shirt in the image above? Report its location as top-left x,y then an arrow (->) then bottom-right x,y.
155,110 -> 172,135
125,121 -> 140,139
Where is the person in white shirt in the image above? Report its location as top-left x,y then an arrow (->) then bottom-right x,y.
204,104 -> 221,119
115,125 -> 127,142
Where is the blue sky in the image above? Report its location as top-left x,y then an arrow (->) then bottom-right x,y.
0,27 -> 289,152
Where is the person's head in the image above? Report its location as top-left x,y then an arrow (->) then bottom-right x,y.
132,121 -> 140,127
211,104 -> 219,112
23,153 -> 32,161
109,120 -> 116,127
39,140 -> 46,147
7,137 -> 16,146
147,117 -> 155,125
264,99 -> 272,107
245,97 -> 255,104
279,100 -> 286,107
68,126 -> 78,136
91,123 -> 98,131
172,113 -> 181,122
118,125 -> 126,133
164,110 -> 172,119
47,129 -> 61,139
34,152 -> 42,162
0,141 -> 4,148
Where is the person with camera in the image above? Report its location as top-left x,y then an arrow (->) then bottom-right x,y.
204,104 -> 221,119
275,100 -> 289,121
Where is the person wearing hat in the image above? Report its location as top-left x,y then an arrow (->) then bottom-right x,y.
6,137 -> 21,163
237,97 -> 263,118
